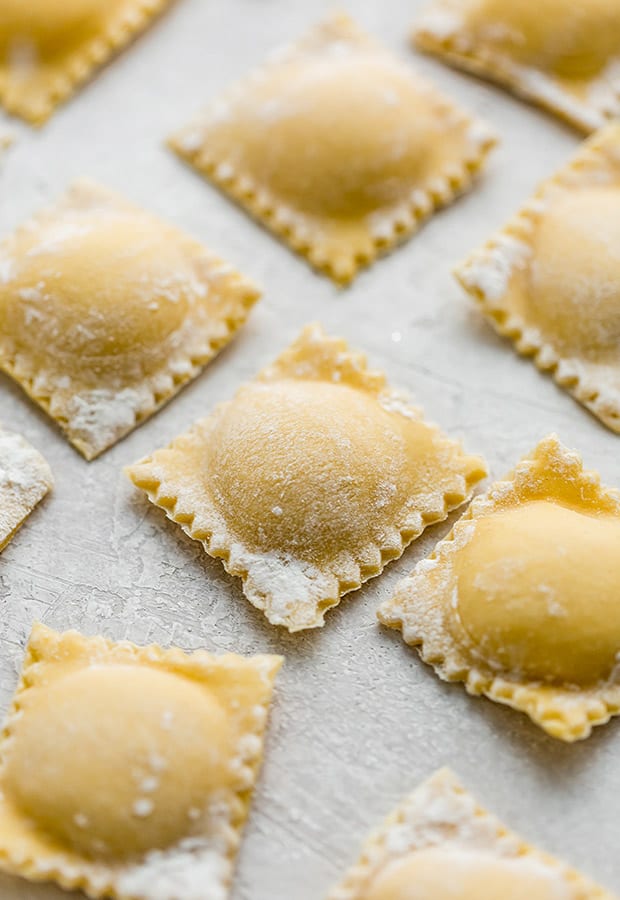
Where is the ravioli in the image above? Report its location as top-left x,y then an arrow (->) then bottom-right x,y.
0,623 -> 282,898
0,179 -> 260,460
379,435 -> 620,741
169,13 -> 496,284
328,768 -> 612,900
126,323 -> 487,631
413,0 -> 620,132
455,123 -> 620,433
0,0 -> 174,124
0,427 -> 52,551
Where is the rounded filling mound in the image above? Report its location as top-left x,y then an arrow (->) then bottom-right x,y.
224,54 -> 445,218
363,847 -> 569,900
452,499 -> 620,685
205,379 -> 441,562
467,0 -> 620,79
1,211 -> 197,379
0,0 -> 118,56
6,664 -> 231,859
527,187 -> 620,363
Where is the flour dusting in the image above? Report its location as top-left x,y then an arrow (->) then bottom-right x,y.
117,834 -> 231,900
329,770 -> 574,900
0,428 -> 53,548
415,7 -> 464,41
458,235 -> 531,302
67,388 -> 146,457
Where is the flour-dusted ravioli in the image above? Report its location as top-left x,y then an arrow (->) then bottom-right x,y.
328,768 -> 613,900
169,13 -> 497,285
379,435 -> 620,742
455,125 -> 620,433
0,0 -> 174,125
0,427 -> 52,551
127,324 -> 487,632
413,0 -> 620,132
0,623 -> 282,899
0,179 -> 260,460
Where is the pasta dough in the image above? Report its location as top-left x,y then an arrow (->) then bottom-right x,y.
127,323 -> 487,631
0,427 -> 52,551
0,179 -> 260,459
413,0 -> 620,132
455,124 -> 620,433
0,0 -> 174,124
0,623 -> 282,898
379,435 -> 620,741
328,769 -> 612,899
169,13 -> 496,284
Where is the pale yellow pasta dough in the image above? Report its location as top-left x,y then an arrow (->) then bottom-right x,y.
0,427 -> 52,551
327,769 -> 611,900
364,848 -> 569,900
379,435 -> 620,741
127,323 -> 487,632
206,380 -> 445,560
452,501 -> 620,685
456,0 -> 620,79
413,0 -> 620,131
456,124 -> 620,433
0,0 -> 174,124
6,215 -> 194,376
169,13 -> 496,284
0,624 -> 282,899
0,180 -> 260,459
526,189 -> 620,361
6,666 -> 231,858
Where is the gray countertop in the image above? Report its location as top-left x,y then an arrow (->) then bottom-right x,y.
0,1 -> 618,898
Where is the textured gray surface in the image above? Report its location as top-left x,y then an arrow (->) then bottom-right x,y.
0,1 -> 619,898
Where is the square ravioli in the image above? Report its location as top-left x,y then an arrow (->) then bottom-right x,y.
413,0 -> 620,132
327,768 -> 613,900
455,124 -> 620,433
0,179 -> 260,460
0,623 -> 282,899
379,435 -> 620,742
126,323 -> 487,632
0,427 -> 52,550
0,0 -> 174,125
168,13 -> 496,285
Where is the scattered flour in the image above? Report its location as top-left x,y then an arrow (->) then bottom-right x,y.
331,770 -> 573,900
133,799 -> 155,818
117,837 -> 231,900
415,8 -> 464,41
66,388 -> 146,457
458,235 -> 531,302
0,428 -> 53,546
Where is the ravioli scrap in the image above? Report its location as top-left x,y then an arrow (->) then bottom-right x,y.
169,13 -> 497,285
0,427 -> 52,551
455,124 -> 620,433
413,0 -> 620,132
0,0 -> 174,125
379,435 -> 620,742
0,179 -> 260,460
0,623 -> 282,899
327,768 -> 613,900
127,324 -> 487,632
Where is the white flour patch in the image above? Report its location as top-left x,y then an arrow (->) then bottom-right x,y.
459,235 -> 531,302
0,428 -> 53,546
